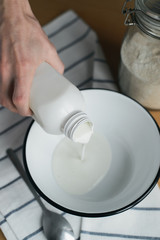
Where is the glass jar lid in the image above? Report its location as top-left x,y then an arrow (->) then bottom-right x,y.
122,0 -> 160,39
137,0 -> 160,20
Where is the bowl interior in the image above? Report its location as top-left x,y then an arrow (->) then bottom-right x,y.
24,89 -> 160,216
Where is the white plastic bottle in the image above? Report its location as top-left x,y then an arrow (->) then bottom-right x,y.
29,62 -> 93,143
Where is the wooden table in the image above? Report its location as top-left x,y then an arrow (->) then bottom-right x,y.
0,0 -> 160,239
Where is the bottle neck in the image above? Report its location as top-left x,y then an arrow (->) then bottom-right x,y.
62,111 -> 93,143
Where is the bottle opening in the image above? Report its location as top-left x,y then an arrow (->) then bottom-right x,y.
62,111 -> 93,144
72,121 -> 93,144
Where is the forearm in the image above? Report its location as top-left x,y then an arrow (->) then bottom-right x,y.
0,0 -> 33,20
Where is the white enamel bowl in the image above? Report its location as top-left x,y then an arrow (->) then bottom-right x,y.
23,89 -> 160,217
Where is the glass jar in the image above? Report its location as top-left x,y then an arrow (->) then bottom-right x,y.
119,0 -> 160,110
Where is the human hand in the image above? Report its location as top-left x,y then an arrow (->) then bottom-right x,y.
0,0 -> 64,116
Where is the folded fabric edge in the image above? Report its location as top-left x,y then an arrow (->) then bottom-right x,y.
43,9 -> 77,31
0,211 -> 18,240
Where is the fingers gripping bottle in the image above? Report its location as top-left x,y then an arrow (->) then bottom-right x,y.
29,62 -> 93,144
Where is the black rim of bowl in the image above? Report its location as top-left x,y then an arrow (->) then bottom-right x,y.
23,89 -> 160,218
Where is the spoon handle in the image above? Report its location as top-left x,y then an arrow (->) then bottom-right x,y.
6,148 -> 46,210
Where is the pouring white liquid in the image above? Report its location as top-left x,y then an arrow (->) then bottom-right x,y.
81,144 -> 86,161
52,132 -> 111,195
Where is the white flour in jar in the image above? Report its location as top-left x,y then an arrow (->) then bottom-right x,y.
119,27 -> 160,109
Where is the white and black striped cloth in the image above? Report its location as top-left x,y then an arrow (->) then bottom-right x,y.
0,10 -> 160,240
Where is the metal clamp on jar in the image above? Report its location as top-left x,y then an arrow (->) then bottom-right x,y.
119,0 -> 160,110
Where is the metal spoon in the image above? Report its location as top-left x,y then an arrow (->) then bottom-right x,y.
6,148 -> 75,240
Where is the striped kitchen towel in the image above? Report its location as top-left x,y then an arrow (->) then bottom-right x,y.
0,9 -> 160,240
